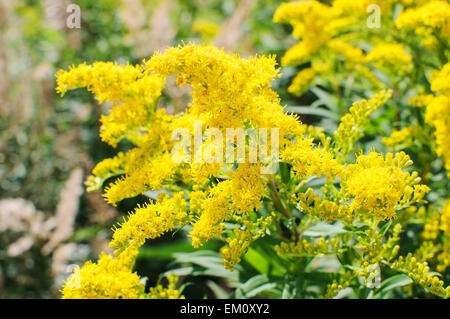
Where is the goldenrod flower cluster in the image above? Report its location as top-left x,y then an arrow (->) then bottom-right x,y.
341,151 -> 429,220
61,242 -> 184,299
111,192 -> 188,251
269,1 -> 449,299
366,43 -> 413,73
274,1 -> 448,93
56,62 -> 165,147
390,254 -> 450,298
275,233 -> 352,257
147,273 -> 185,299
221,215 -> 273,271
420,201 -> 450,273
425,63 -> 450,176
56,38 -> 446,298
334,90 -> 392,159
296,188 -> 355,223
320,271 -> 353,299
382,127 -> 417,150
61,245 -> 144,299
396,1 -> 450,49
57,44 -> 314,296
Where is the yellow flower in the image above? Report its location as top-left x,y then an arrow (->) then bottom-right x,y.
366,43 -> 413,73
328,39 -> 366,65
426,64 -> 450,176
62,245 -> 144,299
396,1 -> 450,34
274,1 -> 336,66
334,90 -> 392,159
221,216 -> 273,271
56,41 -> 443,299
431,63 -> 450,93
408,94 -> 435,108
382,127 -> 416,149
281,139 -> 343,181
147,273 -> 185,299
110,192 -> 188,250
340,151 -> 429,220
56,62 -> 164,147
390,253 -> 449,298
288,67 -> 316,95
190,181 -> 232,248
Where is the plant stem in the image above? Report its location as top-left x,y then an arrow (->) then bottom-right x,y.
268,178 -> 300,242
268,178 -> 290,218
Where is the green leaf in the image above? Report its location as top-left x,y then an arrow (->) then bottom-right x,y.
241,274 -> 270,292
244,247 -> 270,274
71,225 -> 105,241
379,274 -> 413,292
344,224 -> 370,233
303,223 -> 347,237
234,274 -> 278,298
206,280 -> 230,299
163,267 -> 194,277
379,220 -> 393,236
279,162 -> 291,184
138,240 -> 221,259
281,277 -> 300,299
285,106 -> 338,120
138,241 -> 196,259
245,283 -> 277,298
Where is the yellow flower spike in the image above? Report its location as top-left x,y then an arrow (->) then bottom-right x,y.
340,151 -> 429,220
320,270 -> 353,299
56,62 -> 165,147
275,233 -> 352,257
56,38 -> 446,299
281,139 -> 343,181
408,94 -> 435,108
61,244 -> 144,299
110,192 -> 189,251
389,252 -> 449,298
431,63 -> 450,93
221,215 -> 273,271
147,274 -> 185,299
425,65 -> 450,176
382,127 -> 417,150
396,1 -> 450,43
334,90 -> 392,160
366,43 -> 413,73
288,67 -> 317,95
